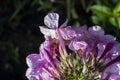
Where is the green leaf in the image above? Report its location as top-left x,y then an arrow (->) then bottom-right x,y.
75,21 -> 80,27
31,0 -> 39,6
116,17 -> 120,29
113,2 -> 120,17
66,0 -> 71,20
37,2 -> 52,11
91,15 -> 102,24
71,8 -> 78,19
109,17 -> 117,27
90,5 -> 112,18
110,17 -> 120,29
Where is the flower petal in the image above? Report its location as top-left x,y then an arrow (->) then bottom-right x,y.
98,42 -> 114,61
60,19 -> 68,28
26,54 -> 45,68
39,26 -> 56,38
102,62 -> 120,80
26,68 -> 42,80
44,13 -> 59,28
88,25 -> 104,35
60,26 -> 77,40
69,41 -> 88,51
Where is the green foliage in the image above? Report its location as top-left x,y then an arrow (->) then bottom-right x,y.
113,2 -> 120,17
113,2 -> 120,28
90,1 -> 120,29
90,5 -> 112,17
90,5 -> 112,25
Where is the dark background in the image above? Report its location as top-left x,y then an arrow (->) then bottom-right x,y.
0,0 -> 120,80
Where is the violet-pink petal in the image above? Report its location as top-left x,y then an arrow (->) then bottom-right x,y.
98,42 -> 114,61
26,68 -> 43,80
102,62 -> 120,80
43,49 -> 59,71
69,41 -> 88,51
88,26 -> 104,35
60,19 -> 68,28
60,26 -> 77,40
26,54 -> 45,68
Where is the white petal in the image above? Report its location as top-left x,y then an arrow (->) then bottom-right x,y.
44,13 -> 59,28
39,26 -> 56,38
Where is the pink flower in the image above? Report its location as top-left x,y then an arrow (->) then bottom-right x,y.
26,37 -> 60,80
26,13 -> 120,80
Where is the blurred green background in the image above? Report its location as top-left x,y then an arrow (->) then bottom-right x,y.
0,0 -> 120,80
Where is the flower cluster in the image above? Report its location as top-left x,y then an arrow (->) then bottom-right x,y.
26,13 -> 120,80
